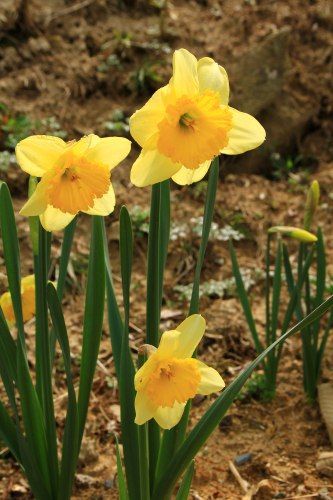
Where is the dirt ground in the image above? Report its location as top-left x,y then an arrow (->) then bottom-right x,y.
1,0 -> 333,498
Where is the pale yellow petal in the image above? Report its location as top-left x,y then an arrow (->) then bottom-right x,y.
15,135 -> 66,176
172,48 -> 199,97
21,275 -> 35,290
130,149 -> 181,187
197,57 -> 229,105
134,390 -> 157,425
130,86 -> 169,148
83,184 -> 116,216
171,161 -> 211,185
39,205 -> 75,232
71,134 -> 100,156
222,107 -> 266,155
154,401 -> 186,430
134,353 -> 159,391
20,182 -> 49,216
86,137 -> 131,171
196,361 -> 225,395
161,315 -> 206,359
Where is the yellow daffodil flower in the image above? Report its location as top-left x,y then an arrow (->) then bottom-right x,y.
0,275 -> 35,327
130,48 -> 265,187
134,314 -> 225,430
268,226 -> 318,243
16,134 -> 131,231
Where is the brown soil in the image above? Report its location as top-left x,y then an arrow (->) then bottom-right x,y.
1,1 -> 333,499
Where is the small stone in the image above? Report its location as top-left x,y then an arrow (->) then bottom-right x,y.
104,479 -> 114,489
234,453 -> 253,466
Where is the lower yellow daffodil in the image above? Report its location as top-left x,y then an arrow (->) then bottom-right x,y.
130,48 -> 265,187
0,275 -> 35,327
16,134 -> 131,231
134,314 -> 225,430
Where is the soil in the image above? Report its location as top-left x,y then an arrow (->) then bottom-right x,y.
1,0 -> 333,499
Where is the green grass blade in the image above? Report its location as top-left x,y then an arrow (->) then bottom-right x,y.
0,182 -> 25,347
189,158 -> 219,315
175,460 -> 194,500
158,180 -> 170,304
152,296 -> 333,499
57,217 -> 77,301
119,207 -> 140,499
115,435 -> 129,500
47,283 -> 79,500
77,216 -> 106,448
0,308 -> 18,413
102,220 -> 123,380
229,241 -> 265,360
270,240 -> 282,344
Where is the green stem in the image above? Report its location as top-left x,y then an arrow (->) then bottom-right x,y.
35,224 -> 59,495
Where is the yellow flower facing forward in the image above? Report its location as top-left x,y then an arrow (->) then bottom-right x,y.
0,275 -> 35,328
130,48 -> 266,187
16,134 -> 131,231
134,315 -> 225,430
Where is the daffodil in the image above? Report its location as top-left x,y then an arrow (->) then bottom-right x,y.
0,275 -> 35,327
16,134 -> 131,231
134,314 -> 224,430
130,48 -> 265,187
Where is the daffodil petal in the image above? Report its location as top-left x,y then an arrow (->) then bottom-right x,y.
39,205 -> 75,232
172,48 -> 199,97
20,182 -> 49,216
196,361 -> 225,395
171,161 -> 211,185
86,137 -> 131,171
172,314 -> 206,358
21,275 -> 35,289
158,330 -> 181,359
135,390 -> 157,425
131,150 -> 181,187
71,134 -> 100,156
130,86 -> 169,148
83,183 -> 116,216
222,107 -> 266,155
197,57 -> 229,105
15,135 -> 66,176
154,401 -> 186,430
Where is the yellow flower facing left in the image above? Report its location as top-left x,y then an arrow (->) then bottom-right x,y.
16,134 -> 131,231
134,315 -> 225,430
130,48 -> 266,187
0,275 -> 35,328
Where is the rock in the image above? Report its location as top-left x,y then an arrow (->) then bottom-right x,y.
234,453 -> 253,466
229,27 -> 291,116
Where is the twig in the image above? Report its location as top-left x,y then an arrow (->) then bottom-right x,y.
228,460 -> 250,494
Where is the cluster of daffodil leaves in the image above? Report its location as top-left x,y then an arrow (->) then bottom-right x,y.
0,49 -> 332,500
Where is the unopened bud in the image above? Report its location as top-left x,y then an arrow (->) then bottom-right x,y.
304,180 -> 320,230
268,226 -> 317,243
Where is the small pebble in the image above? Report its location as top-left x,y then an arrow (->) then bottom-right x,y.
234,453 -> 253,466
104,479 -> 114,489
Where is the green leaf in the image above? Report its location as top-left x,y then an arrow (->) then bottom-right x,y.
77,216 -> 106,448
0,182 -> 25,346
152,296 -> 333,499
115,435 -> 129,500
229,241 -> 264,361
47,283 -> 79,500
0,400 -> 20,462
16,342 -> 52,496
176,460 -> 194,500
102,220 -> 124,380
119,207 -> 140,500
189,158 -> 219,315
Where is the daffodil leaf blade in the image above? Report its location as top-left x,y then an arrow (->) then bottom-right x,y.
175,460 -> 194,500
103,219 -> 124,380
115,435 -> 129,500
152,295 -> 333,499
47,282 -> 79,499
77,216 -> 105,448
0,182 -> 25,343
